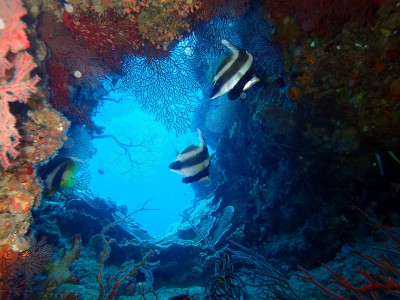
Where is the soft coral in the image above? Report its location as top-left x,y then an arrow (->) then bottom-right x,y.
0,0 -> 30,75
0,52 -> 40,168
0,0 -> 39,169
0,238 -> 53,299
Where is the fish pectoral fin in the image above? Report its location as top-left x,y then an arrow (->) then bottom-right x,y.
61,177 -> 76,188
198,175 -> 210,182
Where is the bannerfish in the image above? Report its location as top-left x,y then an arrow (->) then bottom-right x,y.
39,157 -> 78,197
375,151 -> 400,183
210,39 -> 259,100
169,128 -> 210,184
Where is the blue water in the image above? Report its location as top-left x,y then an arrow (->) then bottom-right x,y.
87,93 -> 202,237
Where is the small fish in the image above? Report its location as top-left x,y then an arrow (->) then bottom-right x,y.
98,169 -> 104,175
375,151 -> 400,183
169,129 -> 210,184
210,40 -> 259,100
39,157 -> 78,197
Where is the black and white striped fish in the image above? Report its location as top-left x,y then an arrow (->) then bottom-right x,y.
210,40 -> 259,100
169,129 -> 210,184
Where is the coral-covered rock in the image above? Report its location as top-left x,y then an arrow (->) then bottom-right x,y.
0,0 -> 70,253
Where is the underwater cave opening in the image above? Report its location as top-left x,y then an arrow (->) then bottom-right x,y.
86,97 -> 203,238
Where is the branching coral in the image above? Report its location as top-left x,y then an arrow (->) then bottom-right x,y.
96,201 -> 159,300
0,53 -> 40,168
0,237 -> 53,299
112,38 -> 200,135
0,0 -> 40,169
298,210 -> 400,299
0,0 -> 30,71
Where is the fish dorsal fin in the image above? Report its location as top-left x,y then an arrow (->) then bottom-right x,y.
197,128 -> 206,147
181,145 -> 198,155
221,40 -> 239,53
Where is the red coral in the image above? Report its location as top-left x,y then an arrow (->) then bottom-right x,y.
38,10 -> 108,129
62,9 -> 140,69
0,0 -> 39,169
0,0 -> 30,76
0,238 -> 53,299
18,237 -> 53,277
46,61 -> 71,111
0,53 -> 40,169
0,53 -> 39,103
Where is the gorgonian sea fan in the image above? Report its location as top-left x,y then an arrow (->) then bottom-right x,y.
115,36 -> 200,136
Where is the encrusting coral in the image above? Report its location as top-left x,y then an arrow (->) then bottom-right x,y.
261,0 -> 400,151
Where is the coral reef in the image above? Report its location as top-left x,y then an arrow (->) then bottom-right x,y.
264,0 -> 400,150
264,0 -> 381,38
42,236 -> 82,300
0,1 -> 40,168
183,2 -> 400,289
36,0 -> 253,135
0,0 -> 399,299
297,210 -> 400,298
0,237 -> 53,298
0,0 -> 69,255
62,0 -> 245,52
38,8 -> 108,131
